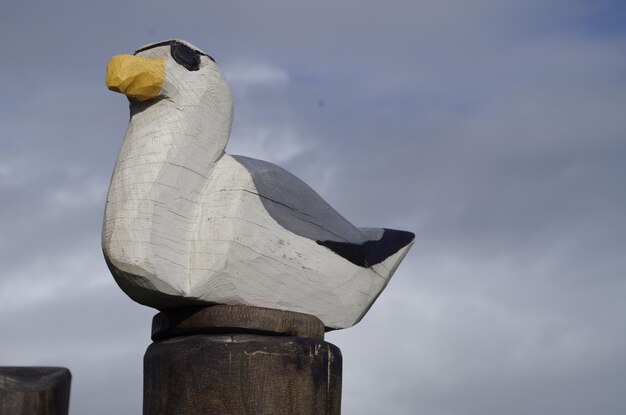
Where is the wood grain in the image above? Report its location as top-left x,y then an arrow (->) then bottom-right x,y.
151,304 -> 326,341
144,334 -> 342,415
0,367 -> 71,415
145,306 -> 342,414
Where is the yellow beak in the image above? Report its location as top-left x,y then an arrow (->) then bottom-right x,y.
106,55 -> 165,101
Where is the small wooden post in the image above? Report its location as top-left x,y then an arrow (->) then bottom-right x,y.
143,305 -> 342,415
0,367 -> 71,415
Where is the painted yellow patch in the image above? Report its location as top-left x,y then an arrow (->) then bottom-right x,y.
106,55 -> 165,101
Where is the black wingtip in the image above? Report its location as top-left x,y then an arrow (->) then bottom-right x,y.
317,228 -> 414,267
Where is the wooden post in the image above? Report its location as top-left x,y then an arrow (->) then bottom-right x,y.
143,305 -> 342,415
0,367 -> 71,415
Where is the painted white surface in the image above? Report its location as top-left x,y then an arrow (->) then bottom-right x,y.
103,40 -> 413,329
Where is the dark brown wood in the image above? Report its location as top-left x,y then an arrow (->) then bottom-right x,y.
145,306 -> 342,415
152,304 -> 326,341
144,334 -> 341,415
0,367 -> 71,415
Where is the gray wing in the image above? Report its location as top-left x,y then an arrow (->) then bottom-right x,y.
232,155 -> 373,244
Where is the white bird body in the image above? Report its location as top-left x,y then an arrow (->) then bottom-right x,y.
103,40 -> 413,329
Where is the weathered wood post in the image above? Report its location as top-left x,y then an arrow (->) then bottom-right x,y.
0,367 -> 71,415
103,38 -> 414,414
143,305 -> 341,414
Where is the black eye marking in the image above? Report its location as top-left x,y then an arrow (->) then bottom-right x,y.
171,42 -> 201,71
134,40 -> 216,66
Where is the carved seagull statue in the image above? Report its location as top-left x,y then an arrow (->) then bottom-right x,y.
103,39 -> 414,329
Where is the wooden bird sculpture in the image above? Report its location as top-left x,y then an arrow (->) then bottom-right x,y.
103,39 -> 414,329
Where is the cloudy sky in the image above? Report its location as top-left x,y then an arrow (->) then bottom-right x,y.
2,1 -> 626,414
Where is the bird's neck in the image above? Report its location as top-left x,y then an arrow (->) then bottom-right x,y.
111,98 -> 229,200
129,98 -> 228,168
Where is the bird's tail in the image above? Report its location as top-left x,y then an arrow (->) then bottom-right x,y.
317,228 -> 415,267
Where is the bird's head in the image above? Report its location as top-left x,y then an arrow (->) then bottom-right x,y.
106,39 -> 233,124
